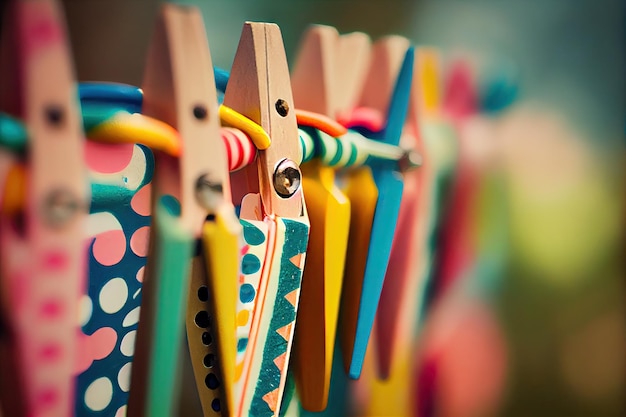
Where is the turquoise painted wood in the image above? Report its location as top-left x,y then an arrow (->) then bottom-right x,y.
347,46 -> 415,378
146,196 -> 194,417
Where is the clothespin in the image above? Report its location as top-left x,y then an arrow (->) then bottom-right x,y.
433,59 -> 480,298
0,72 -> 185,417
338,36 -> 415,379
223,22 -> 310,417
127,4 -> 240,417
375,46 -> 427,379
0,1 -> 88,417
289,25 -> 351,412
443,59 -> 479,121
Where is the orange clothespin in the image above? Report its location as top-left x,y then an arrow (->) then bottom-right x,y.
0,1 -> 88,417
289,25 -> 351,412
223,22 -> 310,417
127,5 -> 240,417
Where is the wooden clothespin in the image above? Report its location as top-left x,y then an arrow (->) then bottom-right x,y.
338,36 -> 414,379
223,22 -> 310,417
0,69 -> 186,417
289,25 -> 351,412
127,4 -> 240,417
0,1 -> 88,416
375,46 -> 428,379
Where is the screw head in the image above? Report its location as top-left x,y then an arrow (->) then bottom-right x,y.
42,189 -> 81,228
273,158 -> 301,198
195,174 -> 223,210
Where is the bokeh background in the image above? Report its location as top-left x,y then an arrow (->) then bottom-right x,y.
59,1 -> 624,416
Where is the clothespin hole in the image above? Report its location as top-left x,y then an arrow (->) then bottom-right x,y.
193,104 -> 208,120
197,285 -> 209,302
203,353 -> 215,368
194,310 -> 211,328
44,104 -> 64,126
204,373 -> 220,390
201,331 -> 213,346
275,99 -> 289,117
273,158 -> 301,198
211,398 -> 221,412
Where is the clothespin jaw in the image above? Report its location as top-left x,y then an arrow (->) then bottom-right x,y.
224,22 -> 310,417
290,25 -> 339,117
0,1 -> 87,416
335,32 -> 372,124
289,24 -> 352,412
224,22 -> 303,219
128,5 -> 239,417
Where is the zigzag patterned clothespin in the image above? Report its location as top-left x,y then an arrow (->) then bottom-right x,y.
223,22 -> 310,417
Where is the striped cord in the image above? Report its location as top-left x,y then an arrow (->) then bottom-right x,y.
221,127 -> 257,172
306,128 -> 407,169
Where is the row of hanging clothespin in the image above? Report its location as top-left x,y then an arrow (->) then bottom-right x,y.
0,1 -> 472,416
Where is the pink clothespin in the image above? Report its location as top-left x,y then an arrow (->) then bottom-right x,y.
0,1 -> 88,416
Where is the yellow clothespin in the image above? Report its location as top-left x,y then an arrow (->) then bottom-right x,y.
127,5 -> 240,417
223,22 -> 310,417
0,1 -> 88,417
289,25 -> 351,412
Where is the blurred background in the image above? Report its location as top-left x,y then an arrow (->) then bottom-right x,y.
59,1 -> 623,416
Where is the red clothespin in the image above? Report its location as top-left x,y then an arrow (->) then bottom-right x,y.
127,5 -> 239,417
432,59 -> 481,296
223,22 -> 310,417
0,1 -> 88,416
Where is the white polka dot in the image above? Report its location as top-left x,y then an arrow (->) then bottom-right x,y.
115,405 -> 127,417
99,278 -> 128,314
79,295 -> 93,327
122,307 -> 140,327
120,330 -> 136,357
84,377 -> 113,411
117,362 -> 132,392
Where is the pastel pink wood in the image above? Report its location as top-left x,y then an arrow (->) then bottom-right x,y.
434,60 -> 480,296
0,2 -> 88,417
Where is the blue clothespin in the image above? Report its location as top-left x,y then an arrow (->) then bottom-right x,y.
338,38 -> 414,379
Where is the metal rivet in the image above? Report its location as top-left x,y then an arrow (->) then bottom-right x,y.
45,105 -> 64,126
42,189 -> 81,228
195,174 -> 223,210
273,158 -> 301,198
193,105 -> 208,120
275,99 -> 289,117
